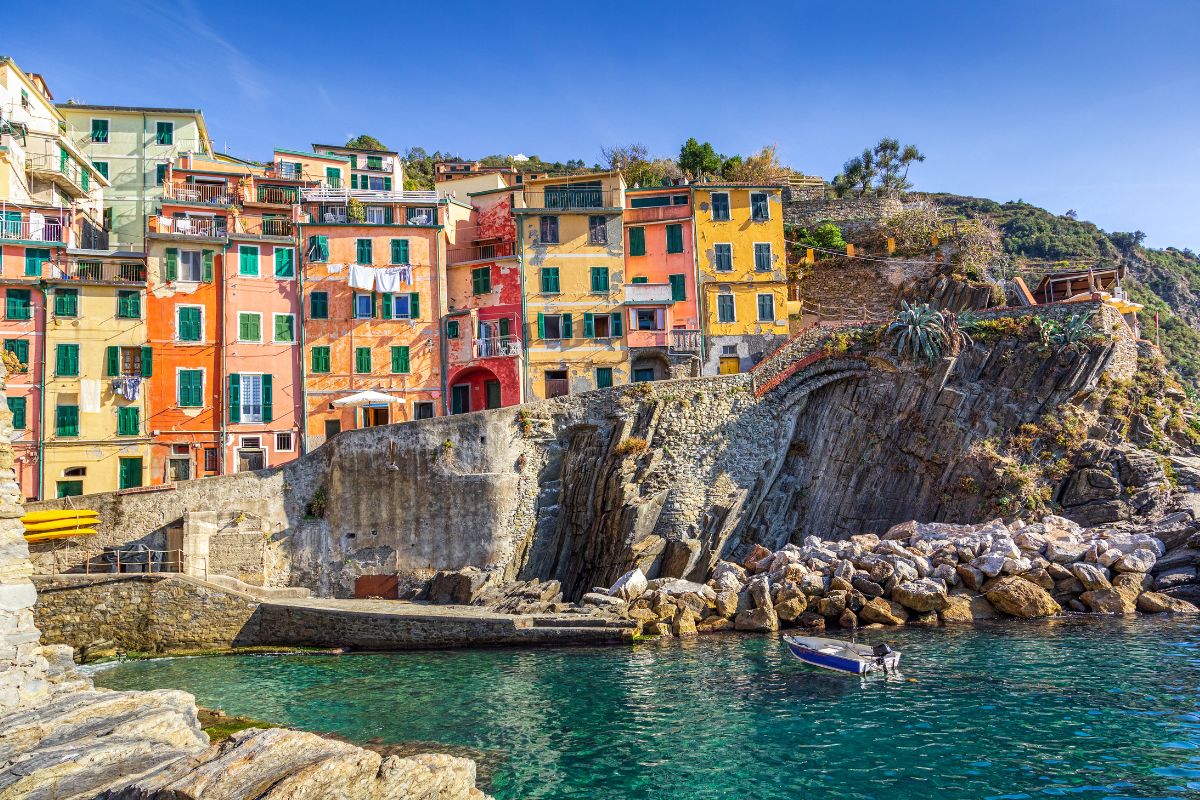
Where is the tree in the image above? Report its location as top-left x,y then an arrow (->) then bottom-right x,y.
793,223 -> 847,251
834,149 -> 876,197
723,144 -> 788,184
345,134 -> 387,150
1109,230 -> 1147,253
678,138 -> 722,179
874,138 -> 925,194
720,155 -> 743,180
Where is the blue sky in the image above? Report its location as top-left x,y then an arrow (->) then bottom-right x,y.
10,0 -> 1199,249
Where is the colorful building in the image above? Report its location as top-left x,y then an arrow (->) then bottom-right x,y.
690,183 -> 789,374
59,103 -> 211,251
622,185 -> 702,381
443,184 -> 524,412
312,143 -> 403,194
516,171 -> 628,399
298,176 -> 451,448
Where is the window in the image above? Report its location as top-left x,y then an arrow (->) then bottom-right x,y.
590,267 -> 609,293
355,347 -> 372,373
117,406 -> 139,437
754,243 -> 773,272
7,397 -> 26,430
57,480 -> 83,498
56,405 -> 79,437
310,346 -> 331,374
93,161 -> 109,179
472,266 -> 491,294
540,267 -> 560,294
447,320 -> 459,338
118,457 -> 143,490
25,248 -> 50,277
354,294 -> 373,319
308,235 -> 329,262
539,314 -> 564,340
310,291 -> 329,319
386,292 -> 420,319
750,192 -> 769,221
204,448 -> 218,471
238,312 -> 262,342
596,367 -> 613,388
356,239 -> 372,265
588,215 -> 608,244
117,290 -> 141,319
91,119 -> 109,143
757,293 -> 776,322
630,194 -> 688,209
103,207 -> 113,232
155,164 -> 167,186
711,192 -> 731,221
636,308 -> 661,330
367,155 -> 383,170
3,340 -> 28,370
414,402 -> 434,420
177,306 -> 202,342
275,432 -> 294,452
628,226 -> 646,257
584,312 -> 612,338
391,345 -> 410,374
669,274 -> 687,301
178,369 -> 203,407
717,293 -> 736,323
239,245 -> 259,276
176,249 -> 204,282
365,206 -> 385,225
631,276 -> 648,284
108,345 -> 149,377
5,290 -> 31,321
539,216 -> 559,244
234,373 -> 270,423
155,121 -> 174,145
666,224 -> 684,254
274,247 -> 294,278
273,313 -> 295,343
406,206 -> 434,224
54,289 -> 78,318
714,243 -> 733,272
55,344 -> 79,377
390,239 -> 409,265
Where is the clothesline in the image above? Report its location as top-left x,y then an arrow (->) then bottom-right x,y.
346,264 -> 412,292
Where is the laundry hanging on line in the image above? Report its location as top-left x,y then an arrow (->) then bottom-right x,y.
348,264 -> 377,291
375,266 -> 411,293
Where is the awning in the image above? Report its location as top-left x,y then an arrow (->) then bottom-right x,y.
330,390 -> 403,407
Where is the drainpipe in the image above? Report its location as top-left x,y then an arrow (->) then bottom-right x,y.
35,282 -> 47,500
434,214 -> 448,416
297,221 -> 308,454
218,239 -> 228,475
516,211 -> 530,403
688,190 -> 707,371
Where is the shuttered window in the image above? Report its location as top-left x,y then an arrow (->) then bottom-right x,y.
717,294 -> 736,322
714,243 -> 733,272
274,248 -> 294,277
117,406 -> 139,436
356,239 -> 372,265
178,370 -> 203,407
711,192 -> 731,221
540,267 -> 560,294
472,266 -> 490,294
628,226 -> 646,256
117,290 -> 140,319
669,274 -> 687,301
355,347 -> 372,374
55,344 -> 79,376
5,290 -> 31,321
310,346 -> 331,374
7,397 -> 26,430
177,307 -> 202,342
155,121 -> 174,145
55,405 -> 79,437
666,224 -> 684,254
273,314 -> 295,343
391,346 -> 410,374
25,249 -> 50,277
239,245 -> 259,276
310,291 -> 329,319
590,267 -> 609,292
91,119 -> 109,142
390,239 -> 409,264
757,293 -> 776,321
596,367 -> 613,389
754,243 -> 772,271
238,313 -> 261,342
308,235 -> 329,262
3,340 -> 27,369
750,192 -> 769,221
54,289 -> 78,318
93,161 -> 109,179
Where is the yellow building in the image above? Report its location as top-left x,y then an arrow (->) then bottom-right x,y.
691,183 -> 789,374
516,171 -> 628,399
43,250 -> 151,495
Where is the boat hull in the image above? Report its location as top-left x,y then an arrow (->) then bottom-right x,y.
785,639 -> 901,674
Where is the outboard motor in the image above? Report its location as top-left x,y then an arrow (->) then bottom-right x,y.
872,643 -> 894,657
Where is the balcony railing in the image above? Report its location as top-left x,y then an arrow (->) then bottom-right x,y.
163,182 -> 235,206
669,329 -> 701,353
449,240 -> 516,264
627,330 -> 668,348
0,217 -> 67,243
624,203 -> 692,223
624,283 -> 675,304
301,186 -> 438,203
362,158 -> 395,172
151,215 -> 225,238
473,336 -> 522,359
271,161 -> 304,180
522,187 -> 618,210
53,260 -> 147,284
25,153 -> 88,197
253,185 -> 300,206
241,217 -> 294,238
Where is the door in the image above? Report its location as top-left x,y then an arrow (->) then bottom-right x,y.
324,419 -> 342,440
362,406 -> 390,427
118,457 -> 143,490
56,480 -> 83,498
719,356 -> 741,375
633,368 -> 656,383
451,384 -> 471,414
237,449 -> 265,472
168,458 -> 191,482
484,380 -> 502,410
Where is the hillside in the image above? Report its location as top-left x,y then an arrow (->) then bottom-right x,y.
918,193 -> 1200,391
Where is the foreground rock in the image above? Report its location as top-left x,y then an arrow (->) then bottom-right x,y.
986,577 -> 1061,618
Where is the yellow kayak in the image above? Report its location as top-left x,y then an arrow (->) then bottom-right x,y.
23,518 -> 104,533
24,528 -> 98,543
21,509 -> 99,524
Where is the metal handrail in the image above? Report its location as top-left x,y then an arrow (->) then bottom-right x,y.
152,215 -> 225,238
164,182 -> 235,206
473,336 -> 522,359
301,186 -> 438,203
42,547 -> 185,576
0,217 -> 67,242
54,260 -> 147,284
523,188 -> 618,210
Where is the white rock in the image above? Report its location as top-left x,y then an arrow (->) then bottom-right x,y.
1070,562 -> 1111,591
1114,548 -> 1156,574
713,561 -> 748,587
1002,557 -> 1033,575
607,568 -> 648,601
974,552 -> 1008,578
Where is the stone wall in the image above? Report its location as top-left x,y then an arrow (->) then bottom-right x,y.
784,194 -> 903,239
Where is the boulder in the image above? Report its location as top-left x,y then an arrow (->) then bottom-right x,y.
734,606 -> 779,632
654,579 -> 717,602
1070,563 -> 1111,591
1114,548 -> 1157,574
986,576 -> 1062,618
940,594 -> 976,624
1046,539 -> 1089,564
748,575 -> 773,610
932,563 -> 960,587
815,590 -> 849,618
660,538 -> 703,579
891,579 -> 949,612
672,607 -> 699,637
775,596 -> 808,624
1019,567 -> 1055,592
642,622 -> 671,636
697,616 -> 734,633
1154,566 -> 1197,590
713,561 -> 748,590
607,568 -> 648,601
1111,572 -> 1153,593
851,575 -> 885,597
838,609 -> 858,630
1080,588 -> 1137,615
907,610 -> 941,628
858,597 -> 908,626
883,520 -> 919,540
1136,591 -> 1200,614
427,567 -> 490,605
829,575 -> 854,592
581,592 -> 627,611
714,590 -> 739,619
974,552 -> 1007,578
956,564 -> 985,591
795,612 -> 827,631
742,544 -> 772,571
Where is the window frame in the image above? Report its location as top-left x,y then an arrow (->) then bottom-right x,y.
590,267 -> 609,293
177,368 -> 205,408
753,242 -> 773,272
117,406 -> 140,437
273,312 -> 296,344
713,243 -> 734,272
155,120 -> 174,146
757,292 -> 776,322
55,343 -> 79,377
275,431 -> 294,453
5,289 -> 32,321
472,266 -> 491,295
666,223 -> 684,254
92,160 -> 109,180
90,118 -> 109,143
238,245 -> 260,276
540,267 -> 560,294
542,314 -> 563,340
239,373 -> 265,423
310,346 -> 331,374
116,289 -> 141,319
176,304 -> 204,343
273,246 -> 295,278
309,291 -> 329,319
539,215 -> 559,244
627,226 -> 646,257
710,192 -> 731,221
588,215 -> 608,245
717,292 -> 736,323
55,404 -> 80,438
237,311 -> 263,343
353,293 -> 373,319
354,346 -> 372,374
355,238 -> 373,265
750,191 -> 770,222
179,249 -> 203,282
54,288 -> 79,318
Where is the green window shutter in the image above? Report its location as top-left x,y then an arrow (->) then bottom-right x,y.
310,291 -> 328,319
7,397 -> 26,430
392,345 -> 410,374
537,313 -> 545,339
179,370 -> 202,407
179,307 -> 201,341
583,312 -> 594,338
391,239 -> 407,264
631,276 -> 648,284
472,266 -> 490,294
541,268 -> 559,293
165,248 -> 178,281
117,406 -> 139,436
240,246 -> 259,276
629,226 -> 646,257
381,293 -> 393,319
239,313 -> 261,341
409,292 -> 420,319
261,374 -> 273,423
201,250 -> 214,282
351,174 -> 358,189
91,119 -> 107,141
141,346 -> 153,377
6,290 -> 30,321
611,312 -> 623,336
447,320 -> 459,338
309,235 -> 329,262
383,207 -> 394,225
24,249 -> 46,277
596,367 -> 613,389
228,374 -> 241,423
9,340 -> 28,368
669,274 -> 687,301
56,344 -> 79,376
274,248 -> 294,278
54,289 -> 78,317
355,347 -> 371,373
370,292 -> 378,318
562,313 -> 573,339
590,267 -> 609,292
106,346 -> 120,376
56,405 -> 79,437
666,224 -> 684,253
383,177 -> 392,191
156,164 -> 167,185
117,290 -> 140,318
93,161 -> 108,179
356,239 -> 372,264
311,346 -> 330,374
275,315 -> 294,342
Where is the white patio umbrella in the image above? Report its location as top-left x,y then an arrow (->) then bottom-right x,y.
330,390 -> 403,407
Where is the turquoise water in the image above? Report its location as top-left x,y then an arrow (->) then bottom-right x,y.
95,618 -> 1200,800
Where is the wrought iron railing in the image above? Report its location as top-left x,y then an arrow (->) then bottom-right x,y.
0,217 -> 67,242
54,260 -> 147,284
473,336 -> 522,359
164,182 -> 235,206
523,187 -> 617,210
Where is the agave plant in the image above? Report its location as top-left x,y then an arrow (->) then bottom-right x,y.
888,302 -> 949,364
1051,313 -> 1095,349
1031,316 -> 1056,348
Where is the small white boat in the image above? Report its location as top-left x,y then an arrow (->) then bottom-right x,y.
784,636 -> 901,675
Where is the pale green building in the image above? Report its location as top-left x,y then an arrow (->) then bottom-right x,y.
57,104 -> 212,251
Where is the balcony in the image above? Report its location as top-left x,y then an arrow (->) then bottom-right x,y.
270,161 -> 304,180
25,153 -> 89,198
473,336 -> 522,359
301,186 -> 438,203
625,203 -> 692,224
669,329 -> 701,353
624,283 -> 675,305
164,182 -> 235,206
521,187 -> 619,211
362,158 -> 395,172
448,240 -> 516,264
0,216 -> 67,243
52,259 -> 147,284
240,217 -> 294,238
252,185 -> 301,206
627,330 -> 668,348
150,215 -> 226,239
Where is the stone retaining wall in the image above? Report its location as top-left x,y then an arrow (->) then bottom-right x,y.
784,195 -> 903,238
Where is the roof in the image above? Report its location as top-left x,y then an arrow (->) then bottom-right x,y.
276,148 -> 350,163
625,185 -> 690,194
312,143 -> 399,156
691,182 -> 786,190
57,103 -> 205,115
